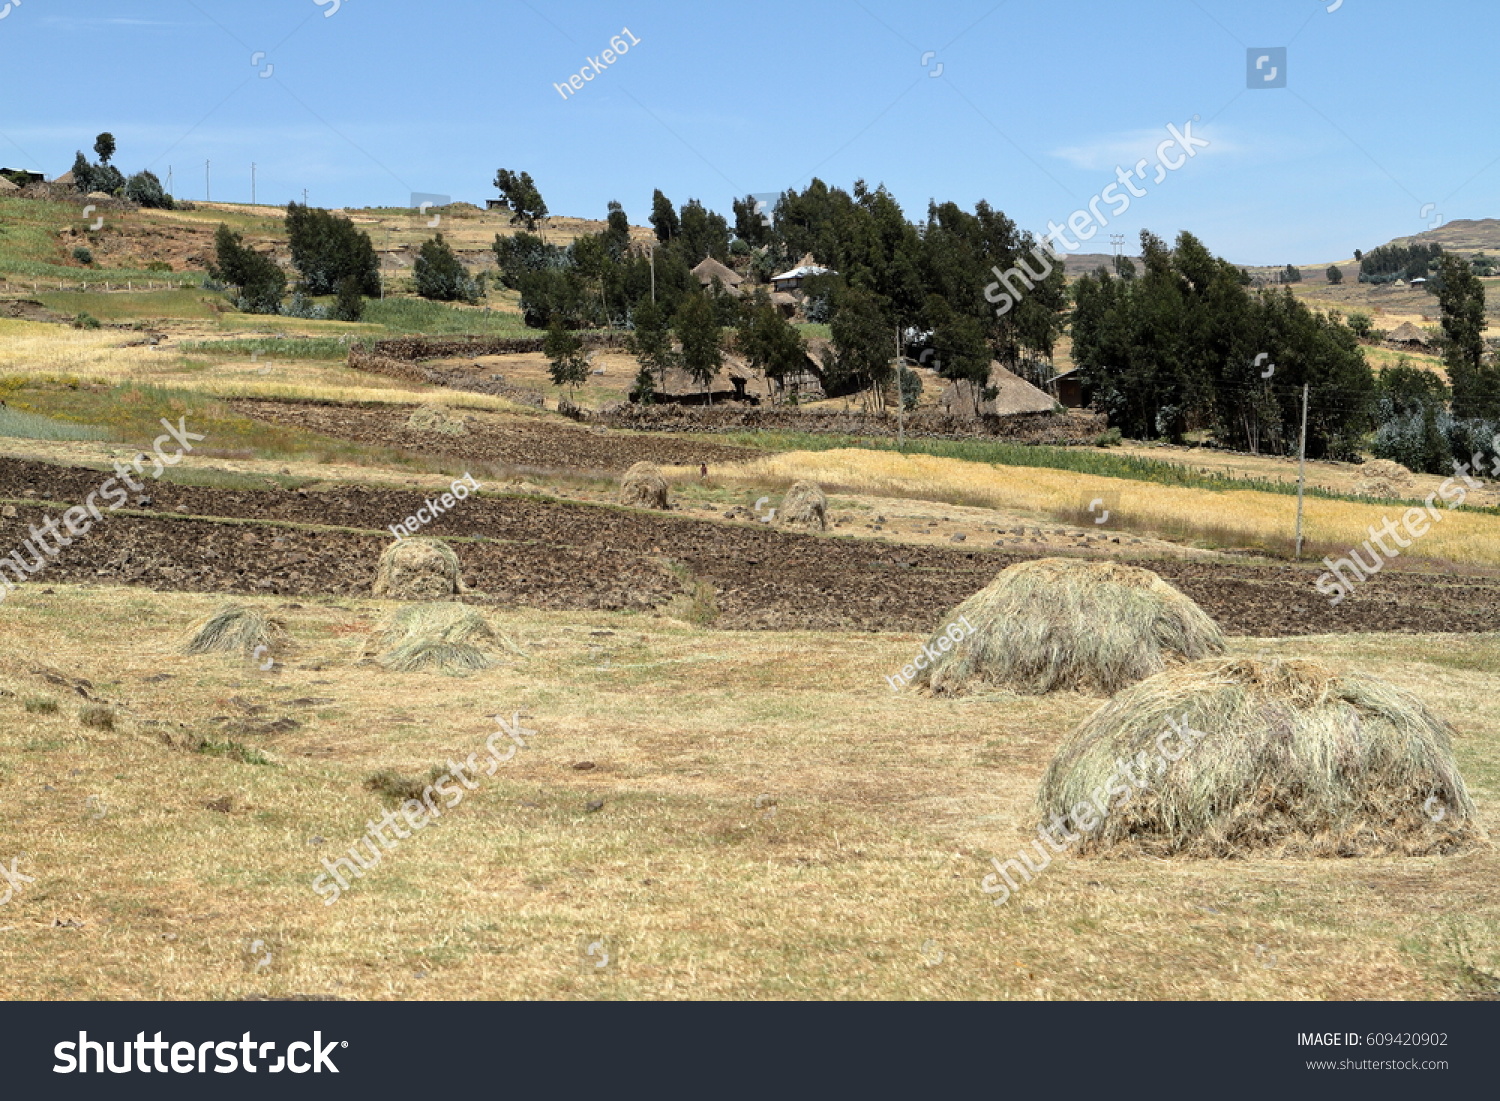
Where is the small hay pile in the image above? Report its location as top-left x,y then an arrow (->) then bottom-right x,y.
620,461 -> 670,509
777,481 -> 827,531
405,404 -> 468,436
915,558 -> 1224,696
364,602 -> 513,674
182,604 -> 287,660
373,537 -> 463,599
1352,458 -> 1415,499
1037,657 -> 1484,857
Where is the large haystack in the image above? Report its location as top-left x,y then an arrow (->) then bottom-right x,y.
405,404 -> 468,436
181,604 -> 287,659
1352,458 -> 1415,499
915,558 -> 1224,696
373,537 -> 463,599
777,481 -> 827,531
1037,657 -> 1484,857
620,461 -> 670,509
364,602 -> 506,675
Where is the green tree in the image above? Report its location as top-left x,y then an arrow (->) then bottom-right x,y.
492,169 -> 548,231
332,275 -> 364,322
93,133 -> 116,165
208,224 -> 285,314
493,230 -> 563,289
1281,264 -> 1302,283
284,202 -> 381,296
124,170 -> 174,209
649,189 -> 679,243
732,193 -> 774,249
827,286 -> 895,409
673,292 -> 722,402
1326,264 -> 1343,285
736,289 -> 807,401
931,312 -> 993,413
1438,252 -> 1500,419
628,298 -> 676,387
678,199 -> 730,262
68,152 -> 94,192
604,200 -> 631,256
628,365 -> 657,404
414,233 -> 478,303
543,317 -> 589,398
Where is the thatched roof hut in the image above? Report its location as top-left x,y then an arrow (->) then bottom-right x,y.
1035,657 -> 1485,857
938,363 -> 1057,417
692,256 -> 743,288
0,176 -> 19,192
1387,321 -> 1431,346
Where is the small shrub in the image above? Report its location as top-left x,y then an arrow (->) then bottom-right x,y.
71,312 -> 101,330
1093,427 -> 1123,447
79,704 -> 116,731
72,247 -> 94,266
364,766 -> 444,803
197,739 -> 274,766
145,260 -> 173,273
24,696 -> 59,714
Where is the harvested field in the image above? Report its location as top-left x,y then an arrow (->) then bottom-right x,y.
3,456 -> 1500,636
229,399 -> 762,473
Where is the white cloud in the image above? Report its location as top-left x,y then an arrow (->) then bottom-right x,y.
1051,124 -> 1237,171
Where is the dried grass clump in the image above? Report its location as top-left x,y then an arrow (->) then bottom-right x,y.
182,603 -> 287,659
777,480 -> 827,531
406,404 -> 469,436
1352,458 -> 1415,499
916,558 -> 1224,696
620,461 -> 670,509
1037,657 -> 1485,858
365,602 -> 516,675
373,537 -> 463,599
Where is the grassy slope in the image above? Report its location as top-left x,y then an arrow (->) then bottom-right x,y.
0,586 -> 1493,1000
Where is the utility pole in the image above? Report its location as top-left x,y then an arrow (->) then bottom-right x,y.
167,166 -> 173,195
1110,233 -> 1125,276
1295,382 -> 1309,559
303,188 -> 309,207
895,325 -> 905,451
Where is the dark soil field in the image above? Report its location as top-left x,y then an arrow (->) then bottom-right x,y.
3,456 -> 1499,636
229,400 -> 762,473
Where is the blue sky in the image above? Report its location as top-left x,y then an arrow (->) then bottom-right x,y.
0,0 -> 1494,265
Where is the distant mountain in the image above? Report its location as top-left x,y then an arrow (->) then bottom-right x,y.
1386,217 -> 1500,254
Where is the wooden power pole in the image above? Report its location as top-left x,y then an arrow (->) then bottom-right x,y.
1295,382 -> 1309,558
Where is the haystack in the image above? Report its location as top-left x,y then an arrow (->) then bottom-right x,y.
405,404 -> 468,436
915,558 -> 1224,696
1037,657 -> 1484,857
181,603 -> 287,659
1352,458 -> 1415,499
373,537 -> 463,598
364,602 -> 504,675
777,481 -> 827,531
619,461 -> 670,509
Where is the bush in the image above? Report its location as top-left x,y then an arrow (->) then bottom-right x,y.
1372,408 -> 1452,475
1093,427 -> 1123,447
145,260 -> 173,273
279,292 -> 328,320
123,170 -> 175,209
71,312 -> 101,330
209,224 -> 285,314
285,201 -> 380,296
1347,311 -> 1374,340
332,275 -> 364,322
414,233 -> 479,303
72,246 -> 93,265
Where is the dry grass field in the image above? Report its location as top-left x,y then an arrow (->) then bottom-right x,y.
714,448 -> 1500,567
0,585 -> 1495,1001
